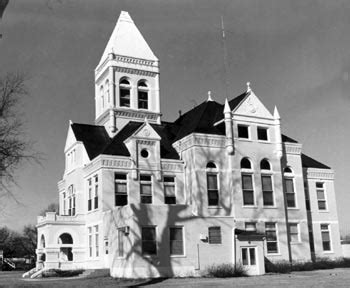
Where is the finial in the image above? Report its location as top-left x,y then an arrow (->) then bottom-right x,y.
246,82 -> 251,92
224,98 -> 231,113
273,106 -> 280,120
69,120 -> 73,125
207,91 -> 213,102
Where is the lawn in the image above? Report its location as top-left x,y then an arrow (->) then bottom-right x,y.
1,268 -> 350,287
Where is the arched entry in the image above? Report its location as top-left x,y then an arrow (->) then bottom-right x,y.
58,233 -> 73,261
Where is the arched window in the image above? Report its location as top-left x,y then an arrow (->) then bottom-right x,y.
241,158 -> 254,206
67,185 -> 76,216
58,233 -> 73,261
260,159 -> 273,206
58,233 -> 73,244
100,85 -> 104,110
206,162 -> 219,206
105,80 -> 110,104
284,167 -> 296,208
241,158 -> 252,169
260,159 -> 271,170
119,78 -> 131,107
138,80 -> 148,109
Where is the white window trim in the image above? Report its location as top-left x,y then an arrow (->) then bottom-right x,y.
266,222 -> 279,255
237,124 -> 251,140
241,172 -> 256,207
169,226 -> 186,258
261,171 -> 275,207
163,175 -> 177,205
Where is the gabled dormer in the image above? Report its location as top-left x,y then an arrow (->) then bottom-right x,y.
94,11 -> 161,136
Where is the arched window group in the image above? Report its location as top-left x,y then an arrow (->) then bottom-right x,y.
206,162 -> 219,206
240,158 -> 274,207
119,78 -> 149,110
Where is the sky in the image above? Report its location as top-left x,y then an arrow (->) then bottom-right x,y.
0,0 -> 349,235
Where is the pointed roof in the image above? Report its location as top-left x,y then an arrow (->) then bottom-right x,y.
98,11 -> 158,67
301,153 -> 330,169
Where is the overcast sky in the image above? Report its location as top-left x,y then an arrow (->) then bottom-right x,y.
1,0 -> 350,235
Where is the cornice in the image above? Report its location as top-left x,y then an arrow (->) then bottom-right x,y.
283,142 -> 302,155
173,133 -> 226,154
304,168 -> 334,180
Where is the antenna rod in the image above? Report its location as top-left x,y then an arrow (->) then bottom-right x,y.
221,16 -> 230,100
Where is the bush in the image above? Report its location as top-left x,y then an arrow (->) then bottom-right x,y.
265,257 -> 350,274
205,263 -> 247,278
42,269 -> 84,278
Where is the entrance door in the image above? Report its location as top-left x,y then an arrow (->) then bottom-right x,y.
241,247 -> 258,275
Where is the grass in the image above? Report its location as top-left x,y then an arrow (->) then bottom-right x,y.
204,263 -> 247,278
265,257 -> 350,274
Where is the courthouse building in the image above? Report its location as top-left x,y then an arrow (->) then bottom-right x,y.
36,11 -> 342,277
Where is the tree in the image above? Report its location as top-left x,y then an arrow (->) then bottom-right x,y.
40,202 -> 59,216
0,73 -> 39,199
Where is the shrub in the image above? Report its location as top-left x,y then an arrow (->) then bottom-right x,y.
265,260 -> 291,274
42,269 -> 84,278
205,263 -> 247,278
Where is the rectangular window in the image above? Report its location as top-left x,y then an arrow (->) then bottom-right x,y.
242,247 -> 256,266
68,197 -> 72,216
72,195 -> 76,216
208,226 -> 222,244
88,227 -> 92,257
118,229 -> 124,257
88,178 -> 92,211
115,174 -> 128,206
94,175 -> 99,209
316,182 -> 327,210
262,175 -> 274,206
170,227 -> 184,255
245,222 -> 257,232
304,182 -> 311,211
120,88 -> 130,107
138,91 -> 148,109
321,224 -> 331,251
285,178 -> 296,208
242,174 -> 254,206
95,225 -> 99,257
257,127 -> 268,141
63,192 -> 67,215
265,222 -> 278,254
238,125 -> 249,139
140,175 -> 152,204
142,227 -> 157,255
288,223 -> 299,242
164,176 -> 176,204
207,173 -> 219,206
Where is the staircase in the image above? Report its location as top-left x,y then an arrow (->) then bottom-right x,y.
3,258 -> 16,269
79,268 -> 110,278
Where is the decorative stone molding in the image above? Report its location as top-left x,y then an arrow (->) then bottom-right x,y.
115,110 -> 159,121
161,162 -> 184,172
173,133 -> 226,153
136,140 -> 155,146
115,55 -> 155,67
115,66 -> 157,77
101,159 -> 132,168
305,168 -> 334,180
283,143 -> 302,155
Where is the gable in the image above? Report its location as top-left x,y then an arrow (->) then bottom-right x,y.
64,122 -> 77,152
233,91 -> 273,119
127,121 -> 161,142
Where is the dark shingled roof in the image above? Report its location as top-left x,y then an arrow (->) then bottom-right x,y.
301,153 -> 330,169
173,100 -> 225,141
71,123 -> 110,160
282,134 -> 298,143
228,91 -> 249,111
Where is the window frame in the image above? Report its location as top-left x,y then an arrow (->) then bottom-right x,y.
141,226 -> 157,256
119,78 -> 131,108
164,176 -> 176,204
206,163 -> 219,207
316,182 -> 327,211
237,124 -> 250,139
241,247 -> 257,266
265,222 -> 279,254
169,226 -> 185,256
257,126 -> 269,141
137,80 -> 149,110
94,174 -> 99,210
288,223 -> 300,243
241,173 -> 255,206
261,174 -> 274,207
321,224 -> 332,252
140,174 -> 153,204
115,173 -> 128,206
208,226 -> 222,244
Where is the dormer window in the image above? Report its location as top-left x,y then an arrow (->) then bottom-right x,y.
119,78 -> 131,107
138,80 -> 148,109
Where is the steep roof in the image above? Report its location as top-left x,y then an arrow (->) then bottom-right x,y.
301,153 -> 330,169
282,134 -> 298,143
228,91 -> 249,111
71,123 -> 110,160
173,100 -> 225,141
97,11 -> 158,67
